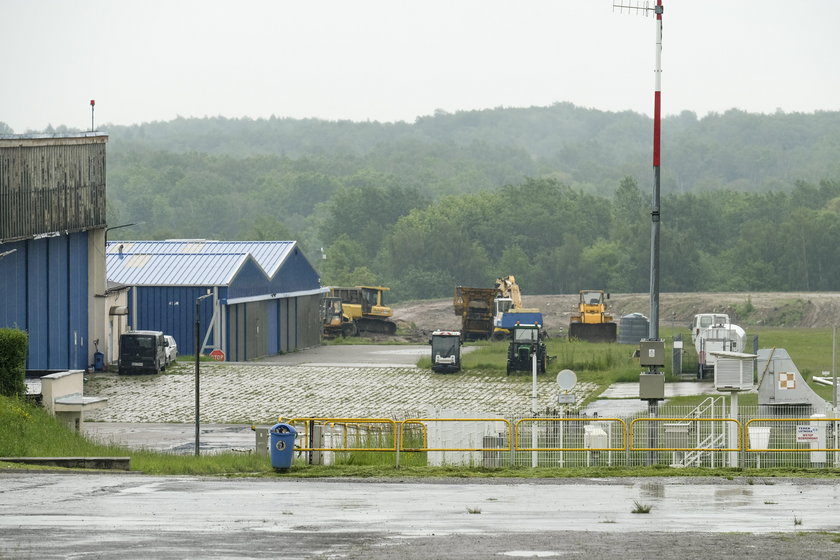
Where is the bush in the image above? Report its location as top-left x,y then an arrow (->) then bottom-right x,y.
0,328 -> 27,398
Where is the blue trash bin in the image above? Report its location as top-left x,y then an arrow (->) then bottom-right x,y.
269,423 -> 297,471
94,351 -> 105,372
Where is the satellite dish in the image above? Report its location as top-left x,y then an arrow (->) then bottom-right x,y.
556,369 -> 577,391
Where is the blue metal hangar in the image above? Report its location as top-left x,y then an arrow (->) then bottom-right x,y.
105,240 -> 326,360
0,133 -> 109,372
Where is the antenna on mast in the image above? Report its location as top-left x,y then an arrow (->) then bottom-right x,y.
90,99 -> 96,132
612,1 -> 653,16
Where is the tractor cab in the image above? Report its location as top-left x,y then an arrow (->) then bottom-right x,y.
506,323 -> 547,375
430,330 -> 462,373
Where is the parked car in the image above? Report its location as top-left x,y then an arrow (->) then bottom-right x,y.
119,331 -> 166,375
164,335 -> 178,367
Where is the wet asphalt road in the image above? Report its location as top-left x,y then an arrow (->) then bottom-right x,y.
3,473 -> 840,559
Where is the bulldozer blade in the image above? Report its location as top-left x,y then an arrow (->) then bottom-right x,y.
568,322 -> 617,343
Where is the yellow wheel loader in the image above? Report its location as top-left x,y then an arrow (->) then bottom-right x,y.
568,290 -> 617,343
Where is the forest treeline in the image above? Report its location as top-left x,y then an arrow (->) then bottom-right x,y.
10,103 -> 840,301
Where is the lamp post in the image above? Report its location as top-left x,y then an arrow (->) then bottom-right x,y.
194,292 -> 213,456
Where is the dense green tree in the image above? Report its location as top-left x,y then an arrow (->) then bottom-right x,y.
89,105 -> 840,301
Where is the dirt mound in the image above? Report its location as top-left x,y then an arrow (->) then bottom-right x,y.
393,292 -> 840,336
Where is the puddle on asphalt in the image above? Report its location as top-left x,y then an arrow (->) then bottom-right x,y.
714,486 -> 754,507
639,482 -> 665,499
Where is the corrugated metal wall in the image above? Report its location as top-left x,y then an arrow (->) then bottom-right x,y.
0,135 -> 107,371
225,293 -> 320,361
0,136 -> 107,243
0,232 -> 89,370
127,285 -> 219,357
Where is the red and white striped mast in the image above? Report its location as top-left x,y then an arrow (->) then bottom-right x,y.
650,0 -> 663,343
614,0 -> 664,342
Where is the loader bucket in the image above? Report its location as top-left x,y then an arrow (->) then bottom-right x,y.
568,322 -> 617,343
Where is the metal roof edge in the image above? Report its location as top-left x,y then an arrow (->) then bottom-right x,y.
224,287 -> 329,305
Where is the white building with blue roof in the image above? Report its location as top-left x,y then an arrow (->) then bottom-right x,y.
106,240 -> 326,361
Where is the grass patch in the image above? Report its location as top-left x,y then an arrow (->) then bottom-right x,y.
0,396 -> 271,475
631,500 -> 653,514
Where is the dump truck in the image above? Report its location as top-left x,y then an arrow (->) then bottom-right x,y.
453,286 -> 496,341
329,286 -> 397,335
429,330 -> 462,373
506,323 -> 548,375
568,290 -> 617,343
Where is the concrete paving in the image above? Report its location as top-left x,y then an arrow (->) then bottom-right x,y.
84,422 -> 259,454
83,345 -> 598,424
3,472 -> 840,559
598,381 -> 718,399
257,343 -> 438,367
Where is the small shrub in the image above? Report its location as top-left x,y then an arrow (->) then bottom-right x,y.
0,328 -> 28,398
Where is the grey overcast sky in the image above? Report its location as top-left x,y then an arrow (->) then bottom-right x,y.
1,0 -> 838,133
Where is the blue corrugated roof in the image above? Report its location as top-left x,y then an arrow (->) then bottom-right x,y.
106,240 -> 296,278
106,252 -> 259,286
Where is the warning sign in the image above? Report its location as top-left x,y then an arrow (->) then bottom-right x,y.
796,425 -> 819,442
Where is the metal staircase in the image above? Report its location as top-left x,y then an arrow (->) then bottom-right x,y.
670,396 -> 727,468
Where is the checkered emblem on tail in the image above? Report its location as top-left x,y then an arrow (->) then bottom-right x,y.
778,372 -> 796,390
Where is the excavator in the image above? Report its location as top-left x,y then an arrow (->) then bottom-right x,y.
568,289 -> 617,343
328,286 -> 397,335
492,275 -> 543,340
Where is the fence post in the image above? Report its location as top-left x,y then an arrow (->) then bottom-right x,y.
395,421 -> 401,469
510,419 -> 517,468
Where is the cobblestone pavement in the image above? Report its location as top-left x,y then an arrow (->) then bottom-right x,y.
85,362 -> 598,424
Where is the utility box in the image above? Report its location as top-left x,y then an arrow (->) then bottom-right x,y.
639,339 -> 666,367
639,373 -> 665,400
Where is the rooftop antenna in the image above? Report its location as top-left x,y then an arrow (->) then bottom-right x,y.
613,0 -> 664,342
90,99 -> 95,132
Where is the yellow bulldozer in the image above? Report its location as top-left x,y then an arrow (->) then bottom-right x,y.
568,289 -> 617,343
328,286 -> 397,335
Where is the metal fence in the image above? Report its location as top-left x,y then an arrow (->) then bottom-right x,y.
282,403 -> 840,469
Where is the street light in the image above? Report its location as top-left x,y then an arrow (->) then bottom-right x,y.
194,291 -> 213,456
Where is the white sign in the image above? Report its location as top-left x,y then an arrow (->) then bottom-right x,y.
796,425 -> 819,442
